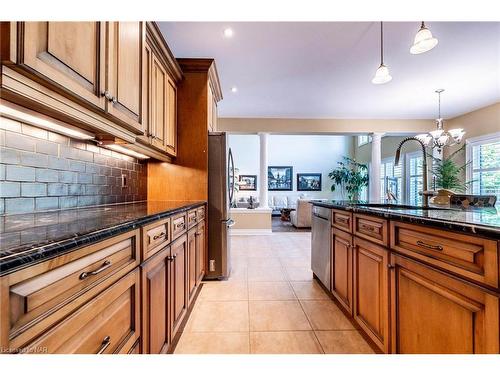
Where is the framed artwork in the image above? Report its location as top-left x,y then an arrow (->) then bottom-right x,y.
386,176 -> 399,198
268,166 -> 293,191
239,175 -> 257,191
297,173 -> 322,191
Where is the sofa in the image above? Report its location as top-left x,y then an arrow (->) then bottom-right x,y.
290,199 -> 313,228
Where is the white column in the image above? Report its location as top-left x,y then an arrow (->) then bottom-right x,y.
369,133 -> 384,202
258,132 -> 269,208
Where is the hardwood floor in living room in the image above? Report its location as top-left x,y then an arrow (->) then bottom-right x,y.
174,233 -> 374,354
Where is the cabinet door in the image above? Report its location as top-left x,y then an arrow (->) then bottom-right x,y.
106,22 -> 144,133
141,246 -> 170,354
390,254 -> 500,354
187,228 -> 197,304
331,228 -> 353,315
353,236 -> 390,353
165,76 -> 177,156
196,220 -> 206,284
20,22 -> 106,109
150,54 -> 168,151
170,235 -> 188,339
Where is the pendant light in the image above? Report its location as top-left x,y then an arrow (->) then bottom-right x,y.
410,22 -> 438,54
372,22 -> 392,84
415,89 -> 465,153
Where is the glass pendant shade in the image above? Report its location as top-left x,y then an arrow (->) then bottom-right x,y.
448,128 -> 465,142
410,23 -> 438,54
415,133 -> 432,146
372,64 -> 392,84
429,128 -> 444,139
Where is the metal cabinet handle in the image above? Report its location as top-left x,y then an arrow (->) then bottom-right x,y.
80,260 -> 112,280
166,255 -> 173,261
387,264 -> 395,269
153,232 -> 166,240
175,222 -> 185,230
173,254 -> 177,259
416,240 -> 443,251
97,336 -> 111,354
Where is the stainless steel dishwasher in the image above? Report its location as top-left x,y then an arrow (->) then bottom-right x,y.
311,205 -> 331,289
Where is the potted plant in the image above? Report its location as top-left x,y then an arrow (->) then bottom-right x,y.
329,157 -> 369,201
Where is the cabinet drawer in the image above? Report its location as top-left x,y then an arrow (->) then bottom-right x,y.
196,206 -> 205,221
390,221 -> 499,288
332,209 -> 352,233
172,213 -> 187,240
142,218 -> 171,260
5,230 -> 140,349
187,209 -> 197,229
354,214 -> 388,247
24,269 -> 140,354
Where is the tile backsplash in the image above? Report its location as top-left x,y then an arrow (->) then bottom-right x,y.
0,116 -> 147,214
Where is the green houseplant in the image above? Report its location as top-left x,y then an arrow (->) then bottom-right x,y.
430,145 -> 472,193
329,157 -> 369,201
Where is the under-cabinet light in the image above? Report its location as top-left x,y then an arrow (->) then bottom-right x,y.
106,144 -> 150,160
0,101 -> 95,140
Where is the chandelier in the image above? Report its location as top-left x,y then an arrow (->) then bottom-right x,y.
416,89 -> 465,153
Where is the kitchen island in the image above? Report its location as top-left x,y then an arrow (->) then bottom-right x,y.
310,200 -> 500,354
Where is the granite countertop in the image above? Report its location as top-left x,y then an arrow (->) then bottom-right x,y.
311,200 -> 500,239
0,200 -> 206,276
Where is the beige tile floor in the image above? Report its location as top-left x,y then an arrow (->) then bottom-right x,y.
175,232 -> 375,354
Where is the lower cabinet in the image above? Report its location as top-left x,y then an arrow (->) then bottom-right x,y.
25,269 -> 140,354
331,228 -> 353,315
390,253 -> 500,354
195,219 -> 206,284
141,246 -> 171,354
170,234 -> 188,339
353,236 -> 390,353
187,227 -> 197,304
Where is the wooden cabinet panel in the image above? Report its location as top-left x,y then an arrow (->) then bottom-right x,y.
187,228 -> 197,303
332,209 -> 353,233
390,254 -> 499,353
331,228 -> 353,314
142,217 -> 171,261
106,22 -> 144,133
25,269 -> 140,354
196,220 -> 206,284
166,77 -> 177,156
19,22 -> 106,109
141,246 -> 170,354
187,209 -> 197,229
354,214 -> 388,247
170,235 -> 188,338
390,221 -> 499,289
172,213 -> 187,240
150,54 -> 168,151
353,236 -> 390,353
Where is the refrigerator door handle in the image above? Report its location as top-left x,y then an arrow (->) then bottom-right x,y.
223,218 -> 235,227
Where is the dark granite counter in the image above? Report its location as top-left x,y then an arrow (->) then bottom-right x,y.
0,200 -> 205,276
311,200 -> 500,239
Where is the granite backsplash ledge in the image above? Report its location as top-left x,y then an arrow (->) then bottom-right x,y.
0,116 -> 147,214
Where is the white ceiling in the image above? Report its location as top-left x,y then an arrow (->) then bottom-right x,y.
158,22 -> 500,119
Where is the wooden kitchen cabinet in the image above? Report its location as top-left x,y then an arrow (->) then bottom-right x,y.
390,253 -> 500,353
187,227 -> 197,304
170,234 -> 188,339
16,22 -> 107,110
196,219 -> 206,284
353,236 -> 390,353
141,246 -> 171,354
207,85 -> 218,131
331,228 -> 353,315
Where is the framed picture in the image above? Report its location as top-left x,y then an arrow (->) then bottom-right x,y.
239,175 -> 257,191
297,173 -> 322,191
385,176 -> 399,199
268,166 -> 293,191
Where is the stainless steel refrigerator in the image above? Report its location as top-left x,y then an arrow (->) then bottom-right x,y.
207,132 -> 235,280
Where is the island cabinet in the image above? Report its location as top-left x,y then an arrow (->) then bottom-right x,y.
390,253 -> 500,354
8,21 -> 145,134
331,227 -> 353,315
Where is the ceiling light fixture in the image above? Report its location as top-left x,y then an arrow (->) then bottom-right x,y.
0,101 -> 95,140
410,22 -> 438,55
223,28 -> 233,38
231,86 -> 238,93
372,22 -> 392,85
415,89 -> 465,153
106,144 -> 150,159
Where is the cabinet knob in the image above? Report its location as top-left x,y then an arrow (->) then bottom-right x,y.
387,264 -> 395,269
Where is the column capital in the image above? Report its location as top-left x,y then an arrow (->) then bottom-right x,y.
370,132 -> 385,139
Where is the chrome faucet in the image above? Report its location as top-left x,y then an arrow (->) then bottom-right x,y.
395,136 -> 429,207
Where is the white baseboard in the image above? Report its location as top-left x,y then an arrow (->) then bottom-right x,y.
230,229 -> 273,235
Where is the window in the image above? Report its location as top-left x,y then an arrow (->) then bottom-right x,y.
466,133 -> 500,201
358,135 -> 372,146
380,157 -> 403,202
406,151 -> 423,205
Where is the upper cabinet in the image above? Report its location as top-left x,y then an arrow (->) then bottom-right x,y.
18,22 -> 107,110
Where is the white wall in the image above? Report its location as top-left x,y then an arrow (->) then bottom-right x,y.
228,134 -> 354,201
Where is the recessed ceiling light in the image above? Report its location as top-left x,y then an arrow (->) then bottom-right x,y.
231,86 -> 238,93
223,28 -> 233,38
